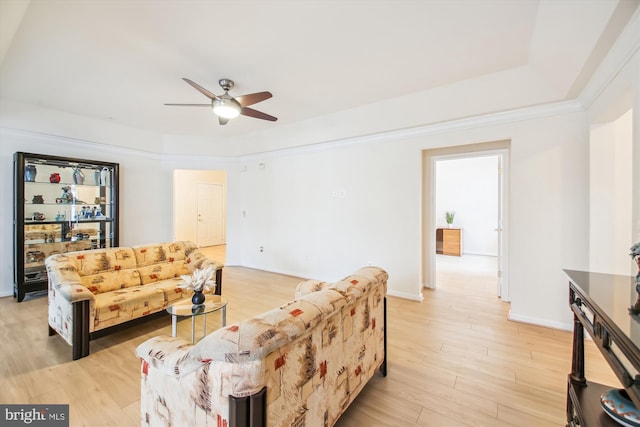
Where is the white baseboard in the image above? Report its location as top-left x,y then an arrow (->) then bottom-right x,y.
508,311 -> 573,332
387,289 -> 424,302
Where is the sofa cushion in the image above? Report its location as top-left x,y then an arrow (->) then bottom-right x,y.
80,269 -> 142,294
71,247 -> 137,276
93,285 -> 166,330
134,242 -> 191,285
144,278 -> 188,305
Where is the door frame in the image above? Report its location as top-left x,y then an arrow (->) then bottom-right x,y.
172,169 -> 227,247
196,182 -> 226,247
423,143 -> 510,301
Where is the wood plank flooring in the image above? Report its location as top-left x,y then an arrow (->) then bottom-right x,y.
0,248 -> 618,426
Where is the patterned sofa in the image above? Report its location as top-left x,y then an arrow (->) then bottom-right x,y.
46,241 -> 223,360
135,266 -> 388,427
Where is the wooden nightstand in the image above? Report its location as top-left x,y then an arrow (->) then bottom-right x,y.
436,228 -> 462,256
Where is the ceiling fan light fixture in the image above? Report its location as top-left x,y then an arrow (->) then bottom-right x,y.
212,97 -> 241,119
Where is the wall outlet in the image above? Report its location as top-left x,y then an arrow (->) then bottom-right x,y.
259,246 -> 264,253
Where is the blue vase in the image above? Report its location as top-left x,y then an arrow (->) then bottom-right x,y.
192,290 -> 205,305
25,164 -> 37,182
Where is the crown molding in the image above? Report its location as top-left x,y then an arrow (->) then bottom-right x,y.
3,99 -> 584,164
0,126 -> 164,159
237,100 -> 585,161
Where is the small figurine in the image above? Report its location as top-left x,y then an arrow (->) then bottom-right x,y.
628,242 -> 640,315
61,186 -> 73,203
32,195 -> 44,204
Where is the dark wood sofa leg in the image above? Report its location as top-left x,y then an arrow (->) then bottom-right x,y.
380,296 -> 388,377
215,268 -> 223,295
48,325 -> 56,336
72,300 -> 90,360
229,387 -> 266,427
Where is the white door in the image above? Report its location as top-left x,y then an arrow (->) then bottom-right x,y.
496,156 -> 504,297
196,183 -> 225,247
496,151 -> 509,301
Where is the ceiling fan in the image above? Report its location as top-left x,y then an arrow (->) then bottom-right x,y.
165,78 -> 277,125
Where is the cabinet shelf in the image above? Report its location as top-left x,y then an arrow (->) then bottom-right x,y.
14,152 -> 119,302
564,270 -> 639,427
24,218 -> 113,224
568,379 -> 619,426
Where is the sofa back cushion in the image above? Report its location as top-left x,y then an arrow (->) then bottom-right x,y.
73,248 -> 140,294
133,242 -> 191,285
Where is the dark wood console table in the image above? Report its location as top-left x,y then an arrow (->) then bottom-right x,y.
564,269 -> 640,427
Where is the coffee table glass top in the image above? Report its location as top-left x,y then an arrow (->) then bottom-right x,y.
167,294 -> 228,317
167,294 -> 228,342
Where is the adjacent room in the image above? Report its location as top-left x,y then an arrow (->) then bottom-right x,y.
1,1 -> 639,426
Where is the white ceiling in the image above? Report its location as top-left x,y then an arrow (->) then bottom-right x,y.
0,0 -> 637,144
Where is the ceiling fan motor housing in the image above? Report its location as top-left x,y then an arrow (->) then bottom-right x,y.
218,79 -> 234,91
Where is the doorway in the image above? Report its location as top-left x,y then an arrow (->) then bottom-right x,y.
422,141 -> 510,301
173,169 -> 227,247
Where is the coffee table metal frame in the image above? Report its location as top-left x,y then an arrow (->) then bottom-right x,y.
166,294 -> 228,343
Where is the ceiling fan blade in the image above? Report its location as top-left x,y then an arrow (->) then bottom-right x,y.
218,116 -> 229,126
235,91 -> 273,107
240,107 -> 278,122
182,78 -> 219,100
164,103 -> 211,107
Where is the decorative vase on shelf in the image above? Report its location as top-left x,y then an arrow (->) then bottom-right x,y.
49,173 -> 60,183
72,167 -> 85,184
100,167 -> 109,186
192,290 -> 205,305
25,164 -> 37,182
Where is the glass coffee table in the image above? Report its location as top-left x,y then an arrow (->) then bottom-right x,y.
166,294 -> 228,343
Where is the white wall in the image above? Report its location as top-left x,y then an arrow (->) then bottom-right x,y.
435,155 -> 499,256
224,107 -> 590,330
0,106 -> 593,330
581,10 -> 640,267
589,109 -> 633,274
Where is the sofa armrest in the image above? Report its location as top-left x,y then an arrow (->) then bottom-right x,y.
295,266 -> 389,300
184,242 -> 224,271
183,242 -> 224,294
136,335 -> 203,377
45,255 -> 94,303
294,279 -> 327,299
136,335 -> 265,395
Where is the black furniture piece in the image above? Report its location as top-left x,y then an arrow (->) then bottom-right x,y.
564,269 -> 640,427
13,152 -> 119,301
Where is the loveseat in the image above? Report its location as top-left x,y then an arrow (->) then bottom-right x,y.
135,266 -> 388,427
46,241 -> 223,360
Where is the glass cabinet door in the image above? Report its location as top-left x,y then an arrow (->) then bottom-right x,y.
14,152 -> 119,301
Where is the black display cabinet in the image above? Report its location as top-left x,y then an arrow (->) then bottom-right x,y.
13,152 -> 119,302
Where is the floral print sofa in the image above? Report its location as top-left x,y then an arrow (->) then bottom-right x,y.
135,266 -> 388,427
46,241 -> 223,360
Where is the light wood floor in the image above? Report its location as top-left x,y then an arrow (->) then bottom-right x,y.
0,248 -> 618,426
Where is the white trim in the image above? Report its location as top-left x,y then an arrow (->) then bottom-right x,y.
387,289 -> 424,302
239,101 -> 583,159
2,100 -> 583,161
578,6 -> 640,110
428,148 -> 510,302
508,311 -> 573,332
0,127 -> 163,159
